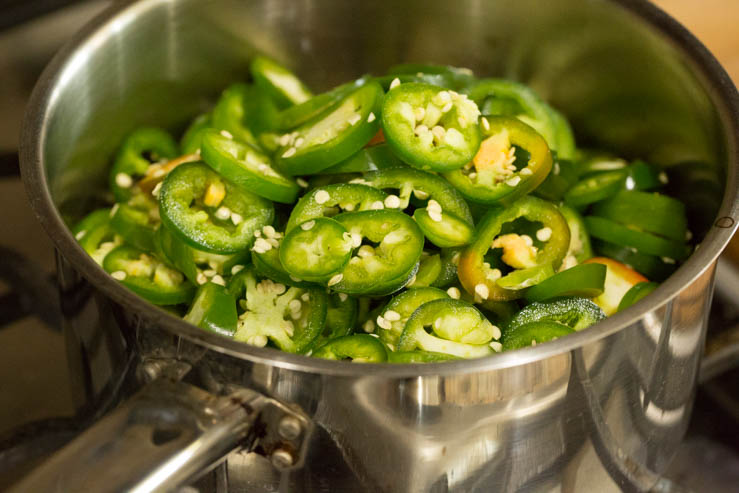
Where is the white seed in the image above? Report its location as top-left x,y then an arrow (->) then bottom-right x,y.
486,269 -> 502,281
506,176 -> 521,187
215,206 -> 231,220
211,275 -> 226,286
414,107 -> 425,122
457,116 -> 468,128
431,125 -> 446,142
383,310 -> 401,322
428,209 -> 443,222
474,283 -> 490,300
290,275 -> 302,282
520,167 -> 533,176
315,190 -> 330,204
203,269 -> 217,277
282,147 -> 297,158
661,257 -> 676,264
263,225 -> 276,238
258,163 -> 271,174
115,173 -> 133,189
441,102 -> 453,113
363,320 -> 376,333
376,315 -> 392,330
339,293 -> 348,302
384,195 -> 401,208
300,220 -> 316,231
521,235 -> 534,246
446,287 -> 461,299
294,137 -> 305,148
219,130 -> 233,139
414,124 -> 429,136
658,172 -> 669,184
413,189 -> 429,200
427,199 -> 442,212
536,227 -> 553,242
301,292 -> 311,302
686,230 -> 693,241
290,310 -> 302,320
289,299 -> 302,312
343,202 -> 355,211
490,341 -> 503,352
196,272 -> 208,285
75,230 -> 86,240
327,273 -> 343,286
357,245 -> 375,257
468,172 -> 477,179
436,91 -> 451,104
553,162 -> 560,175
296,177 -> 309,188
231,212 -> 243,225
111,270 -> 127,281
389,77 -> 401,90
481,117 -> 490,131
266,238 -> 280,248
367,112 -> 376,123
110,203 -> 120,217
151,181 -> 163,198
443,127 -> 464,147
254,237 -> 273,252
350,233 -> 362,248
347,113 -> 362,126
274,283 -> 286,295
370,201 -> 384,210
231,265 -> 245,275
279,134 -> 291,146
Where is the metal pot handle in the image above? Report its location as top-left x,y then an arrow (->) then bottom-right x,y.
8,378 -> 312,493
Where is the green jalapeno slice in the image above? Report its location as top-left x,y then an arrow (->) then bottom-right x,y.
387,350 -> 461,363
312,334 -> 387,362
109,127 -> 179,202
201,130 -> 299,203
558,204 -> 593,267
501,321 -> 574,351
374,287 -> 450,348
110,195 -> 160,253
285,183 -> 387,232
413,208 -> 474,248
103,245 -> 194,305
398,299 -> 501,358
275,82 -> 384,175
280,217 -> 353,283
249,230 -> 316,289
458,196 -> 569,301
330,210 -> 424,295
443,116 -> 552,205
73,209 -> 121,265
250,56 -> 313,108
584,216 -> 691,261
617,282 -> 659,312
180,113 -> 213,155
524,263 -> 606,302
320,144 -> 405,174
407,253 -> 443,287
382,82 -> 481,171
506,296 -> 606,333
591,239 -> 675,282
564,170 -> 627,208
232,267 -> 327,353
386,63 -> 476,90
158,162 -> 274,254
184,282 -> 238,336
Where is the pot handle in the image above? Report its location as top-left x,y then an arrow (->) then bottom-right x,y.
8,378 -> 312,493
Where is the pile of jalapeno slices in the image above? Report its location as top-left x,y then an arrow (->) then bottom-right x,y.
73,57 -> 694,363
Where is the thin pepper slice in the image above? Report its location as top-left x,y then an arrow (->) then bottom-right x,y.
184,282 -> 238,336
382,82 -> 481,171
584,216 -> 691,261
72,209 -> 121,265
275,82 -> 384,175
524,263 -> 606,302
250,56 -> 313,109
564,170 -> 626,208
386,63 -> 476,90
413,208 -> 474,248
285,183 -> 387,232
502,321 -> 574,351
408,253 -> 443,287
211,84 -> 278,148
617,282 -> 659,312
201,130 -> 299,203
158,162 -> 274,254
320,144 -> 405,174
387,351 -> 461,363
506,297 -> 606,333
443,116 -> 552,205
591,239 -> 675,282
110,196 -> 160,253
583,257 -> 649,315
280,217 -> 353,283
398,299 -> 501,358
312,334 -> 387,362
180,113 -> 212,155
559,204 -> 593,267
375,287 -> 450,348
458,196 -> 569,301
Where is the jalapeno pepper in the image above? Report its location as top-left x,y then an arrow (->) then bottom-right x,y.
583,216 -> 691,261
564,170 -> 626,208
398,299 -> 501,358
443,116 -> 552,205
110,195 -> 160,253
158,162 -> 274,254
200,130 -> 299,203
330,210 -> 424,296
591,239 -> 675,282
250,56 -> 313,109
432,248 -> 462,288
184,282 -> 238,336
280,217 -> 353,283
625,160 -> 665,191
559,204 -> 593,266
506,296 -> 606,334
248,227 -> 317,289
458,196 -> 569,301
386,63 -> 476,91
524,263 -> 606,302
275,82 -> 384,175
73,209 -> 121,265
285,183 -> 387,232
180,113 -> 212,155
109,127 -> 179,202
617,282 -> 658,312
103,245 -> 194,305
583,257 -> 649,315
382,82 -> 481,171
501,321 -> 574,351
574,151 -> 628,177
408,253 -> 443,287
590,190 -> 687,242
374,287 -> 450,348
276,77 -> 369,131
232,267 -> 327,353
312,334 -> 387,362
387,351 -> 460,363
533,159 -> 578,202
320,144 -> 404,174
324,293 -> 359,338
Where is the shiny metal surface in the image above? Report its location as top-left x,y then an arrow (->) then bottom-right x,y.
18,0 -> 739,491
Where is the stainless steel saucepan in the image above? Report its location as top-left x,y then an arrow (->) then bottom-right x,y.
14,0 -> 739,491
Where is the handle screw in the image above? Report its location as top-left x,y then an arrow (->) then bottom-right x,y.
271,448 -> 294,469
278,416 -> 302,440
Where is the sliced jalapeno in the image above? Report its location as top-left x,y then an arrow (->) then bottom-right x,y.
320,144 -> 404,174
583,257 -> 649,315
564,170 -> 626,208
524,263 -> 606,302
201,130 -> 299,203
180,113 -> 212,155
559,204 -> 593,267
250,56 -> 313,108
232,267 -> 327,353
506,297 -> 606,333
591,239 -> 675,282
276,77 -> 369,131
458,196 -> 569,301
285,183 -> 387,232
408,253 -> 443,287
280,217 -> 353,283
584,216 -> 691,261
158,162 -> 274,254
212,83 -> 280,148
382,82 -> 481,171
109,127 -> 179,202
432,248 -> 462,288
325,293 -> 358,338
275,82 -> 384,175
312,334 -> 387,362
502,321 -> 574,351
72,209 -> 121,265
110,195 -> 160,253
533,159 -> 579,202
249,228 -> 316,289
103,245 -> 194,305
617,282 -> 658,312
331,210 -> 424,296
386,63 -> 476,90
184,282 -> 238,336
398,299 -> 501,358
413,208 -> 474,247
375,287 -> 450,348
443,116 -> 552,205
387,350 -> 460,363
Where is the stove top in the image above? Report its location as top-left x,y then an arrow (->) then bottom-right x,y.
0,2 -> 737,492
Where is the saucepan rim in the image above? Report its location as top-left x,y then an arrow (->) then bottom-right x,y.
20,0 -> 739,377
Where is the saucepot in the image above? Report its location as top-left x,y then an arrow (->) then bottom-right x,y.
14,0 -> 739,491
